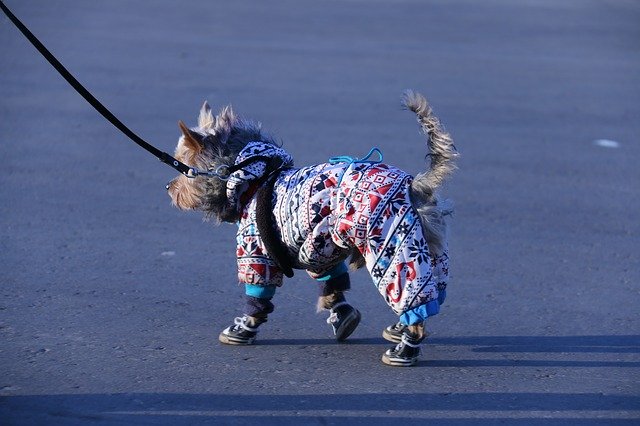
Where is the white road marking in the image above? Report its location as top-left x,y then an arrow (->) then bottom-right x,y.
594,139 -> 620,148
107,409 -> 640,419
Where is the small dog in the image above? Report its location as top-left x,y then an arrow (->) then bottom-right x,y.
167,91 -> 457,366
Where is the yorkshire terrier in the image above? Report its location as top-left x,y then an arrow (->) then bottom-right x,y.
167,91 -> 457,366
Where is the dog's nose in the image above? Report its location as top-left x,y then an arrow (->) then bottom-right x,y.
165,181 -> 173,191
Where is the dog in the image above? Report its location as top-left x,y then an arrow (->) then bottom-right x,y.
167,91 -> 457,366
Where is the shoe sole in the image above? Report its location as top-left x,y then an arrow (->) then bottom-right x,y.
335,309 -> 361,341
381,353 -> 418,367
218,332 -> 256,346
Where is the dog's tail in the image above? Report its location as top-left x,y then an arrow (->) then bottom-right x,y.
402,90 -> 458,200
403,91 -> 457,255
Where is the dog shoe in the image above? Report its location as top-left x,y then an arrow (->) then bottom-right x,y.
382,322 -> 407,343
219,315 -> 264,345
381,332 -> 424,367
327,302 -> 361,341
383,322 -> 429,343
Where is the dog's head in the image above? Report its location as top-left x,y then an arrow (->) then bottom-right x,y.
166,101 -> 275,222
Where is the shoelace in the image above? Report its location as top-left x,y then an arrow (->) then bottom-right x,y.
394,333 -> 422,351
390,322 -> 406,332
233,316 -> 258,332
326,301 -> 349,325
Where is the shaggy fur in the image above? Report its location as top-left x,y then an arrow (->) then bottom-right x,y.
403,90 -> 458,255
167,102 -> 281,222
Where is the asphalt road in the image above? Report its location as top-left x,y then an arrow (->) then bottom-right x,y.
1,0 -> 639,424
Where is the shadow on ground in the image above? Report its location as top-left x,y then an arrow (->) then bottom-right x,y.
429,335 -> 640,354
4,391 -> 638,411
1,391 -> 638,425
257,335 -> 640,368
2,335 -> 638,424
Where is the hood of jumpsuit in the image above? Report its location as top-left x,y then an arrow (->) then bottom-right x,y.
225,141 -> 294,213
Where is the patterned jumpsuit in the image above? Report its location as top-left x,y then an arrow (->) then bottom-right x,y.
228,142 -> 449,324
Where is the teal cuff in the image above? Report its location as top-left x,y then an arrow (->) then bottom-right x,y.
315,263 -> 349,282
245,284 -> 276,299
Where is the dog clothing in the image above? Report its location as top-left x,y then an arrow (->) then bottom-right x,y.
230,142 -> 449,316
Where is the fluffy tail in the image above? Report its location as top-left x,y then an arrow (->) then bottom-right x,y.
403,90 -> 458,255
402,90 -> 458,200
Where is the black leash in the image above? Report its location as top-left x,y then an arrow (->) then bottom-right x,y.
0,0 -> 198,177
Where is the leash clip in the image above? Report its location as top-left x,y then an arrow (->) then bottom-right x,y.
185,164 -> 231,180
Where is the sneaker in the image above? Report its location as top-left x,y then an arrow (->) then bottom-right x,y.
381,332 -> 424,367
326,302 -> 361,341
383,322 -> 429,343
382,322 -> 407,343
218,316 -> 263,345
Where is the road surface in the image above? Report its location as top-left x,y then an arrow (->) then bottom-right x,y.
1,0 -> 639,424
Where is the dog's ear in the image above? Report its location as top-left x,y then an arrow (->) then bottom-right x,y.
213,105 -> 236,140
178,120 -> 204,153
198,101 -> 215,131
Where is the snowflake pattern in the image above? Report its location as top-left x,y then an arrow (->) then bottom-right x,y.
408,238 -> 431,265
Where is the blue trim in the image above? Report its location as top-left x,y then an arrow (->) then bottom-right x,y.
438,289 -> 447,305
245,284 -> 276,299
399,290 -> 447,325
315,263 -> 349,281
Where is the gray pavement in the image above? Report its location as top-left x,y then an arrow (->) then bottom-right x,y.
1,0 -> 639,424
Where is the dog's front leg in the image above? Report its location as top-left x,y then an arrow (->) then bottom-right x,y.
218,284 -> 275,346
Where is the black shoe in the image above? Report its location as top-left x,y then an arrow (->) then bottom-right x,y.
382,322 -> 407,343
381,333 -> 424,367
383,322 -> 429,344
326,302 -> 361,341
219,316 -> 263,345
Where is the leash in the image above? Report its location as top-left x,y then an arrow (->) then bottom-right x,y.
0,0 -> 205,178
